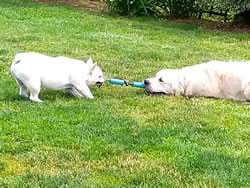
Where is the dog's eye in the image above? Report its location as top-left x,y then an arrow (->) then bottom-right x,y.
159,78 -> 164,82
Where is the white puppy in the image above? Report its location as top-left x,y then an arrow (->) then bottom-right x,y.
144,60 -> 250,101
11,52 -> 106,102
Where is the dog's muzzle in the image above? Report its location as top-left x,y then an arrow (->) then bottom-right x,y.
144,88 -> 165,95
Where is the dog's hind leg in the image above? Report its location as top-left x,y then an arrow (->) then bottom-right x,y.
29,88 -> 42,102
15,78 -> 28,98
65,88 -> 83,97
25,79 -> 43,102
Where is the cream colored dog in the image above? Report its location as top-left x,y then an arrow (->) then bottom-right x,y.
11,52 -> 106,102
144,60 -> 250,101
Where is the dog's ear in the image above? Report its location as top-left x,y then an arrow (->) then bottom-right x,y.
172,82 -> 184,96
87,57 -> 93,66
87,57 -> 97,73
172,75 -> 185,96
89,63 -> 97,74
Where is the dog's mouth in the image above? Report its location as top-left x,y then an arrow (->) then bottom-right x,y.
144,89 -> 165,95
95,81 -> 104,88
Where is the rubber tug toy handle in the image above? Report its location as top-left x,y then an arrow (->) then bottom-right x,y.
131,82 -> 145,88
108,78 -> 145,88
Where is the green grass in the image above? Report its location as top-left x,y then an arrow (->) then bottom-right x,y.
0,0 -> 250,187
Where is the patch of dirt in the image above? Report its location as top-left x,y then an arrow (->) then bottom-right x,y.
37,0 -> 108,13
168,18 -> 250,33
37,0 -> 250,33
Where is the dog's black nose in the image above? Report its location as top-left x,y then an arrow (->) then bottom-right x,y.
144,80 -> 150,85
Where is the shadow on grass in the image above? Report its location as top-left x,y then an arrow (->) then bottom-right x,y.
0,83 -> 249,187
178,147 -> 249,187
0,80 -> 79,103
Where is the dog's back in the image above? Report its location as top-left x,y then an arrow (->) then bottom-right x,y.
182,60 -> 250,101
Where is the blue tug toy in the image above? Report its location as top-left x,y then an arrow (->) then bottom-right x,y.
108,78 -> 145,88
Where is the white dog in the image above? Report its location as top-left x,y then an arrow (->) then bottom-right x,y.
144,60 -> 250,102
11,52 -> 106,102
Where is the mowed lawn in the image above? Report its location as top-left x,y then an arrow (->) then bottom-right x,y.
0,0 -> 250,187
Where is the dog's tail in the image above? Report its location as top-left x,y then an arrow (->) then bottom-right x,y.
10,55 -> 22,77
13,59 -> 21,65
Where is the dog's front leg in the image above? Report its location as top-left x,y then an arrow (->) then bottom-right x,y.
65,88 -> 83,97
243,85 -> 250,101
73,82 -> 94,99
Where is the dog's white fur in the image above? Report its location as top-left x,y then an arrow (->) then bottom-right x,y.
11,52 -> 105,102
145,60 -> 250,101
